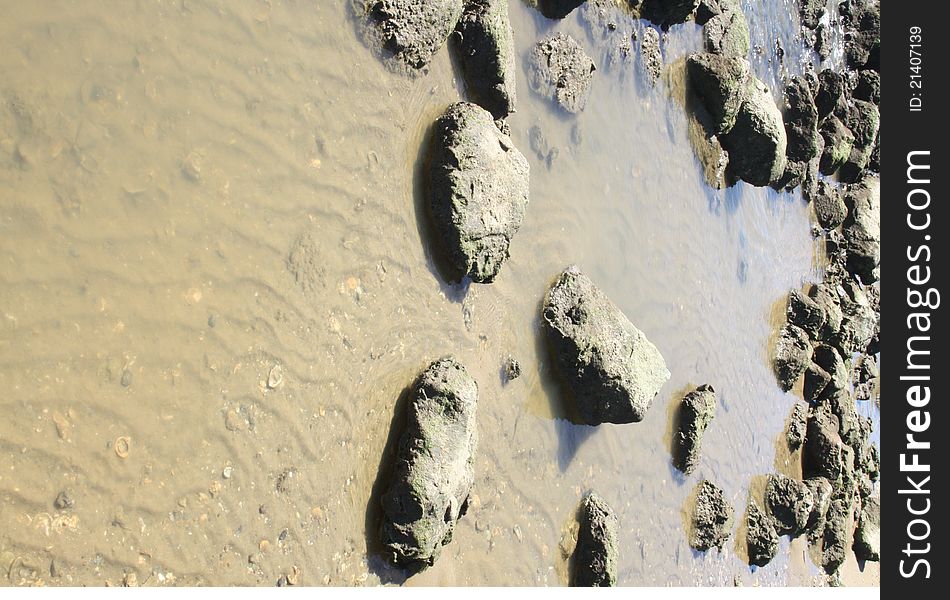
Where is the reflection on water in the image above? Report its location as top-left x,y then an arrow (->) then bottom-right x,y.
0,0 -> 876,586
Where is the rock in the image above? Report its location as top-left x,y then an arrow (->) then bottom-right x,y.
831,279 -> 876,354
722,78 -> 787,186
529,33 -> 596,114
813,344 -> 849,395
783,76 -> 821,163
454,1 -> 517,121
803,407 -> 844,484
694,0 -> 723,25
809,283 -> 843,341
840,0 -> 880,71
536,0 -> 586,19
579,1 -> 634,70
773,323 -> 812,391
640,28 -> 663,85
803,362 -> 832,405
686,53 -> 751,135
853,354 -> 878,401
813,23 -> 831,60
821,498 -> 852,574
815,70 -> 848,121
503,356 -> 521,382
703,8 -> 750,57
380,358 -> 478,570
865,285 -> 880,355
54,490 -> 75,510
818,115 -> 854,176
800,0 -> 826,29
842,178 -> 880,282
572,493 -> 620,586
352,0 -> 464,74
809,180 -> 848,230
689,480 -> 734,551
804,477 -> 834,533
787,402 -> 808,451
746,500 -> 778,567
853,70 -> 880,105
639,0 -> 701,29
428,102 -> 530,283
839,100 -> 879,182
764,474 -> 814,536
673,384 -> 717,474
853,494 -> 880,561
542,266 -> 670,425
787,289 -> 825,340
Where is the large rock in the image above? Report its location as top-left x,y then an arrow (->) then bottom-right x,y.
536,0 -> 586,19
722,79 -> 787,186
689,480 -> 734,551
381,358 -> 478,569
703,8 -> 750,57
803,406 -> 844,484
809,283 -> 843,341
352,0 -> 464,73
831,279 -> 876,354
815,69 -> 848,121
454,1 -> 517,120
813,344 -> 849,395
764,474 -> 815,537
773,323 -> 812,391
543,266 -> 671,424
674,384 -> 717,474
783,76 -> 821,163
428,102 -> 530,283
842,177 -> 880,282
572,493 -> 620,586
786,288 -> 825,340
746,500 -> 778,567
686,53 -> 751,135
529,33 -> 597,114
853,494 -> 880,561
639,0 -> 701,29
853,70 -> 881,105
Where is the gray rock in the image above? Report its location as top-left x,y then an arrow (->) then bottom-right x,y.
674,384 -> 717,474
803,362 -> 832,405
381,358 -> 478,569
352,0 -> 464,74
804,477 -> 834,533
810,180 -> 848,230
703,8 -> 750,57
821,498 -> 852,574
455,0 -> 517,120
839,100 -> 879,182
746,500 -> 778,567
813,344 -> 849,395
529,33 -> 596,114
686,53 -> 751,135
842,177 -> 880,283
803,406 -> 844,484
572,493 -> 620,586
689,480 -> 734,551
783,76 -> 821,163
853,494 -> 880,561
640,28 -> 663,85
831,279 -> 876,354
722,78 -> 787,186
852,354 -> 878,401
818,115 -> 854,176
787,402 -> 808,451
542,266 -> 671,425
809,283 -> 843,341
765,474 -> 815,537
428,102 -> 530,283
773,323 -> 812,391
786,288 -> 825,340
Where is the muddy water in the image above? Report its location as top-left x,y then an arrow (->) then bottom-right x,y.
0,0 -> 877,587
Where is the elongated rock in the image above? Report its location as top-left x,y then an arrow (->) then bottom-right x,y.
774,323 -> 812,391
455,0 -> 517,120
746,500 -> 778,567
380,358 -> 478,570
689,480 -> 734,551
352,0 -> 463,74
428,102 -> 530,283
572,493 -> 620,586
674,384 -> 717,474
853,494 -> 880,561
542,266 -> 671,425
528,33 -> 596,114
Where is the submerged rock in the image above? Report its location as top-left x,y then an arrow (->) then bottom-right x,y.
703,7 -> 750,57
543,266 -> 670,425
381,358 -> 478,570
774,323 -> 812,391
428,102 -> 530,283
455,0 -> 517,120
722,78 -> 787,186
853,494 -> 880,561
572,493 -> 620,587
352,0 -> 464,74
689,480 -> 734,551
674,384 -> 717,474
529,33 -> 597,114
764,473 -> 814,537
686,53 -> 751,135
746,500 -> 778,567
842,177 -> 881,283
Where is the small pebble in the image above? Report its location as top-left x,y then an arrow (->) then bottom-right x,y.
54,490 -> 75,510
222,466 -> 233,479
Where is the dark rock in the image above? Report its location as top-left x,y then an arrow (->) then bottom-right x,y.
803,362 -> 832,405
842,177 -> 880,283
787,289 -> 825,339
352,0 -> 464,74
809,180 -> 848,230
773,323 -> 812,391
818,115 -> 854,176
572,493 -> 620,586
839,100 -> 879,182
783,76 -> 821,163
454,0 -> 517,120
528,33 -> 597,114
673,384 -> 717,474
542,266 -> 671,424
746,500 -> 778,567
804,477 -> 834,533
800,0 -> 826,29
814,24 -> 831,60
537,0 -> 586,19
764,473 -> 814,536
813,344 -> 849,394
787,402 -> 808,451
853,494 -> 880,561
840,0 -> 880,71
503,356 -> 521,382
686,53 -> 751,135
866,285 -> 880,354
831,279 -> 876,354
428,102 -> 530,283
852,354 -> 878,401
821,498 -> 852,574
723,79 -> 787,186
639,0 -> 701,29
809,283 -> 843,341
689,480 -> 734,551
853,70 -> 880,105
703,8 -> 750,57
640,27 -> 663,85
803,407 -> 844,483
54,490 -> 75,510
815,69 -> 848,120
381,358 -> 478,570
694,0 -> 723,25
